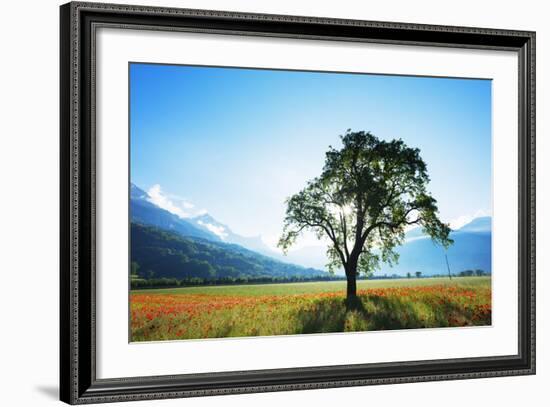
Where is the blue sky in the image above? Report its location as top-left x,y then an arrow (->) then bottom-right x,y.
130,63 -> 492,249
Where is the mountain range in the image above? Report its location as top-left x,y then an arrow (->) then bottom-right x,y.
131,223 -> 324,281
131,183 -> 216,241
130,184 -> 325,280
377,217 -> 491,276
130,183 -> 491,278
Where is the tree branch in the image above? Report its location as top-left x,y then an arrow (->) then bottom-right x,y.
339,211 -> 350,260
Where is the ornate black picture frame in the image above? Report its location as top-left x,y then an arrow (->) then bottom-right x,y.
60,2 -> 535,404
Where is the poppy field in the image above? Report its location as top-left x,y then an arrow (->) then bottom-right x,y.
130,277 -> 491,342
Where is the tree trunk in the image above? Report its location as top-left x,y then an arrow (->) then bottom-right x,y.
345,262 -> 360,310
346,272 -> 357,299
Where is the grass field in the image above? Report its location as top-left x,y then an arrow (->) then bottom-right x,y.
130,277 -> 491,342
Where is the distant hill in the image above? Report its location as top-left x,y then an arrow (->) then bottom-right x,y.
131,223 -> 325,281
456,216 -> 491,233
376,217 -> 492,276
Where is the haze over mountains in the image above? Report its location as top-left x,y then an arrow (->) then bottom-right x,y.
130,183 -> 491,279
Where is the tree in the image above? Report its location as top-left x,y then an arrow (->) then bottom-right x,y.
406,272 -> 411,279
278,130 -> 452,306
459,269 -> 474,277
415,271 -> 422,278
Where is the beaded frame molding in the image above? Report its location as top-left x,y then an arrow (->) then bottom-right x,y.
60,2 -> 536,404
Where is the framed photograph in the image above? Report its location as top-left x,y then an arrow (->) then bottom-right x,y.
60,1 -> 536,404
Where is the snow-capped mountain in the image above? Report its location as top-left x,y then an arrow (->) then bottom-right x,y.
130,183 -> 219,241
189,213 -> 270,255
